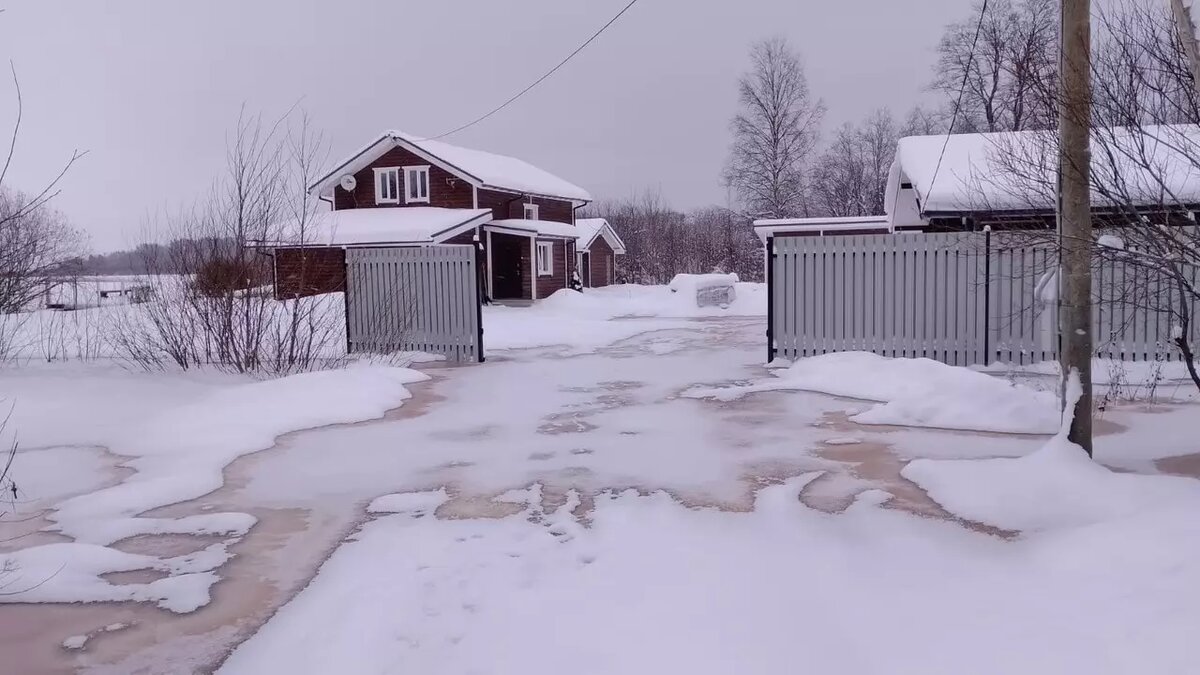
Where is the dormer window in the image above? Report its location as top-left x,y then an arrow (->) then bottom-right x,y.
523,203 -> 540,220
374,167 -> 400,204
405,166 -> 430,204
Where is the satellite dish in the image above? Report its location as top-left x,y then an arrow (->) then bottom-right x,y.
339,174 -> 358,192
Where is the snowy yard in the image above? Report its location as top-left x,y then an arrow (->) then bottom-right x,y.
2,284 -> 1199,674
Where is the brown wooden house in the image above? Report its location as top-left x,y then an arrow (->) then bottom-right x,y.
266,130 -> 593,303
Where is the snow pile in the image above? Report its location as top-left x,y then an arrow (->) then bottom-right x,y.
907,373 -> 1200,532
667,273 -> 739,293
668,273 -> 738,309
687,352 -> 1060,434
906,433 -> 1200,531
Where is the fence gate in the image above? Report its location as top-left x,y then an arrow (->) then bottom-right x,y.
768,231 -> 1196,367
346,245 -> 483,363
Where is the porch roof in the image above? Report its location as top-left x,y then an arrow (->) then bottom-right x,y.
267,207 -> 493,247
486,219 -> 579,239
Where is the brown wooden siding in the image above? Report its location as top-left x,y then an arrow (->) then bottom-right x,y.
273,247 -> 346,299
476,188 -> 574,224
478,188 -> 522,222
587,236 -> 617,288
333,146 -> 474,211
535,239 -> 571,298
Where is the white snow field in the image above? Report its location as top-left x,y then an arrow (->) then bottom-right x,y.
1,286 -> 1198,674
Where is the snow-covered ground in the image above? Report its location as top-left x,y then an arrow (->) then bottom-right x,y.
1,286 -> 1198,674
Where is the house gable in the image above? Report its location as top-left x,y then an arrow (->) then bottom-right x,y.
334,146 -> 475,211
315,131 -> 592,208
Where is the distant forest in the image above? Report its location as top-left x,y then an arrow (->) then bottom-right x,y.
76,245 -> 160,275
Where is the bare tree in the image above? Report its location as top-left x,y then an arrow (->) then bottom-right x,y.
116,108 -> 343,374
582,193 -> 762,284
932,0 -> 1058,132
810,109 -> 899,217
900,104 -> 947,137
724,37 -> 825,218
0,64 -> 86,319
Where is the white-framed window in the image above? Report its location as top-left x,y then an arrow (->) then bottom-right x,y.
536,241 -> 554,276
523,203 -> 540,220
374,167 -> 400,204
404,166 -> 431,204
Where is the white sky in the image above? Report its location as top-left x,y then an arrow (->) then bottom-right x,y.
0,0 -> 961,252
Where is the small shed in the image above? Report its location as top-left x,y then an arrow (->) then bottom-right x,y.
573,218 -> 626,287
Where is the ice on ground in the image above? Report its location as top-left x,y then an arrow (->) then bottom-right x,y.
220,472 -> 1200,675
2,364 -> 428,615
686,352 -> 1060,434
51,365 -> 427,545
62,635 -> 88,650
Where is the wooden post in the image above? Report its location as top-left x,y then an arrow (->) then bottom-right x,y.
1059,0 -> 1094,455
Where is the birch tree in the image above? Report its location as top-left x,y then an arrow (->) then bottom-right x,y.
724,37 -> 825,218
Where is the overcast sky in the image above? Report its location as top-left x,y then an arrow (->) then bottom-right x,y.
0,0 -> 963,252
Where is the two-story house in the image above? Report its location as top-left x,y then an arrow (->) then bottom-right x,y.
268,130 -> 609,303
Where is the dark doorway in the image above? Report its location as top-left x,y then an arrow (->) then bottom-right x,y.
580,252 -> 591,288
490,233 -> 527,300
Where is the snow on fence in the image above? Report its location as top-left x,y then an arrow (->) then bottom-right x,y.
345,245 -> 483,363
768,231 -> 1198,366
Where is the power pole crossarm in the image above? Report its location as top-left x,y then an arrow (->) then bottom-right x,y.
1172,0 -> 1200,96
1059,0 -> 1094,455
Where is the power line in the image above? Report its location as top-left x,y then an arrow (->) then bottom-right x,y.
926,0 -> 990,203
424,0 -> 641,141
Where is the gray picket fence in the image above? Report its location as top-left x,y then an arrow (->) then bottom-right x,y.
768,231 -> 1197,366
346,245 -> 483,363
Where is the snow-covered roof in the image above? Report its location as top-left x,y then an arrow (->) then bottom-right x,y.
312,131 -> 592,203
269,207 -> 492,247
488,219 -> 579,239
752,216 -> 891,241
574,218 -> 627,254
891,124 -> 1200,215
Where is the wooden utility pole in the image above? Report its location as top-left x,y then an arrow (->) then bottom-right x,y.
1172,0 -> 1200,96
1059,0 -> 1093,455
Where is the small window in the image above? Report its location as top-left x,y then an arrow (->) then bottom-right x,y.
374,167 -> 400,204
536,241 -> 554,276
404,166 -> 430,204
524,203 -> 540,220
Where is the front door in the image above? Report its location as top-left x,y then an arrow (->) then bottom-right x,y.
580,252 -> 591,288
491,234 -> 526,299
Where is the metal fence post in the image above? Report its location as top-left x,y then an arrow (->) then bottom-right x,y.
766,236 -> 776,364
983,228 -> 992,364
